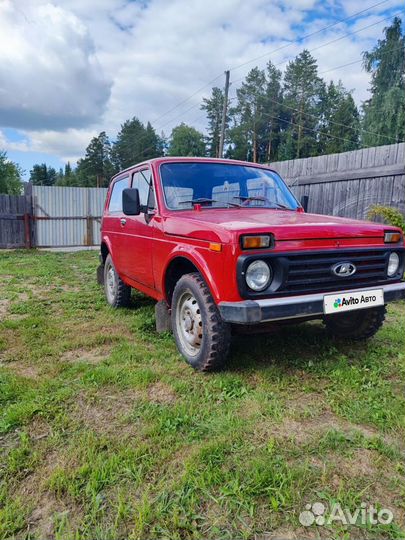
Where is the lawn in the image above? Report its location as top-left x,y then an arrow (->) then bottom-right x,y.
0,250 -> 404,540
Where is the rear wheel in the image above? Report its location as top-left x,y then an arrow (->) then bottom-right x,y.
324,306 -> 386,340
104,254 -> 131,308
171,272 -> 231,371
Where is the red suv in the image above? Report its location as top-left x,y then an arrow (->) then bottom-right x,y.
98,157 -> 405,371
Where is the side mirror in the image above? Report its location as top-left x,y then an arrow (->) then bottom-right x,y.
300,195 -> 309,213
123,188 -> 140,215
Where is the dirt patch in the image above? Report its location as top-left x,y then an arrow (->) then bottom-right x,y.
147,382 -> 177,405
23,480 -> 82,540
0,432 -> 20,454
72,388 -> 142,435
284,391 -> 327,418
0,298 -> 9,319
28,417 -> 52,441
269,410 -> 379,445
336,448 -> 379,477
57,284 -> 81,293
60,346 -> 112,365
255,527 -> 319,540
27,492 -> 59,539
0,360 -> 40,379
310,448 -> 379,478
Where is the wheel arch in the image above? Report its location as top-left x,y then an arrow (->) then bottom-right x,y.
163,254 -> 219,306
100,241 -> 110,263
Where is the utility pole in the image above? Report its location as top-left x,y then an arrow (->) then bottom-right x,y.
218,70 -> 230,158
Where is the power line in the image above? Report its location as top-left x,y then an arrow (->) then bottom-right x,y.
260,95 -> 396,142
260,109 -> 360,147
150,73 -> 224,126
319,45 -> 404,75
231,11 -> 402,85
145,0 -> 395,139
114,6 -> 401,165
229,0 -> 391,72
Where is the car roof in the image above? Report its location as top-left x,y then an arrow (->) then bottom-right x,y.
110,156 -> 278,183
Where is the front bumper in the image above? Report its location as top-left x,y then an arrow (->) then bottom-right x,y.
218,282 -> 405,324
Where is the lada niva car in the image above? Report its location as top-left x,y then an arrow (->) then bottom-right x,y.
98,158 -> 405,371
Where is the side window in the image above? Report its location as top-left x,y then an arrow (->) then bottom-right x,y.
108,177 -> 128,213
132,168 -> 155,210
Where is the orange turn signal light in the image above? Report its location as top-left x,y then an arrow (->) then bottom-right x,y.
209,242 -> 222,252
384,231 -> 402,243
241,235 -> 272,249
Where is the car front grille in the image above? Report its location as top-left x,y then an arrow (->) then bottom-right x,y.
283,249 -> 392,295
237,247 -> 405,298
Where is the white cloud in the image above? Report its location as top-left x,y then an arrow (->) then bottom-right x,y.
0,127 -> 97,163
0,0 -> 111,130
0,0 -> 403,165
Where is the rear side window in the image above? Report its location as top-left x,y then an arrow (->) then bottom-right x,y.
108,177 -> 128,213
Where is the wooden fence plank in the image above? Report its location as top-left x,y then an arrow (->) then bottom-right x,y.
275,143 -> 405,219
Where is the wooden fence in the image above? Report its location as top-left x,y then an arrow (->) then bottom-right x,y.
271,142 -> 405,220
0,191 -> 33,248
1,143 -> 404,248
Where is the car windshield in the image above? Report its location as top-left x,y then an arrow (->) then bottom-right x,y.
160,162 -> 299,210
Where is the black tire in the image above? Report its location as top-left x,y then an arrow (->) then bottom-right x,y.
171,272 -> 231,371
104,254 -> 131,308
324,306 -> 386,341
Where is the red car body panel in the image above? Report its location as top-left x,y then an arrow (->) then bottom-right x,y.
101,157 -> 404,306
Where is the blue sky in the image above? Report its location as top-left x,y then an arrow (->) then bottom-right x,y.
0,0 -> 403,179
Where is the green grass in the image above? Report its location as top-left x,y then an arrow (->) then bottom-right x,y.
0,249 -> 404,539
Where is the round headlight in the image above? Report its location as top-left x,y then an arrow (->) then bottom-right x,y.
387,252 -> 400,277
245,260 -> 272,291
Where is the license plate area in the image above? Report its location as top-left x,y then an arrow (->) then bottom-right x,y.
323,289 -> 384,314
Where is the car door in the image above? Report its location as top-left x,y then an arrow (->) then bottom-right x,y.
103,174 -> 130,276
119,166 -> 156,288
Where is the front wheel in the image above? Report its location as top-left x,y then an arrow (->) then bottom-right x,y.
171,272 -> 231,371
324,306 -> 386,340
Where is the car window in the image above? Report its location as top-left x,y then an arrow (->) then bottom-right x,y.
165,186 -> 194,208
160,163 -> 299,210
108,177 -> 128,213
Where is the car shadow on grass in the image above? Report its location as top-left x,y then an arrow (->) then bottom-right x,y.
226,320 -> 365,373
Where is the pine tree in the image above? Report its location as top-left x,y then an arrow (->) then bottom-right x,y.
111,117 -> 162,170
263,62 -> 283,161
318,81 -> 360,154
281,50 -> 323,159
362,17 -> 405,146
142,122 -> 164,160
201,87 -> 226,157
29,163 -> 56,186
76,131 -> 114,187
228,67 -> 267,162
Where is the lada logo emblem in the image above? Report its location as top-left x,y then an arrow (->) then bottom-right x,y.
331,262 -> 357,278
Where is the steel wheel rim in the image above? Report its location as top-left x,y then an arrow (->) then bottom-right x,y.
176,291 -> 203,357
106,265 -> 116,302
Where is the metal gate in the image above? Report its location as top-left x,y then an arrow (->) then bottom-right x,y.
32,186 -> 107,247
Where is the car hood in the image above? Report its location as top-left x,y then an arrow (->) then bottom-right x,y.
163,208 -> 387,243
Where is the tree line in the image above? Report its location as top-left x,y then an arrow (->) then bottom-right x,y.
0,17 -> 403,193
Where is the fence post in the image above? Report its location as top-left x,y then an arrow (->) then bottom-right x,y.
24,183 -> 34,248
86,216 -> 93,246
23,213 -> 31,248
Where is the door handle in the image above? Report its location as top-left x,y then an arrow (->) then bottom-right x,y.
120,218 -> 126,226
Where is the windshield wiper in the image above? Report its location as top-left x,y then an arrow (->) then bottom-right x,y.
179,198 -> 241,208
179,198 -> 217,206
233,196 -> 290,210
